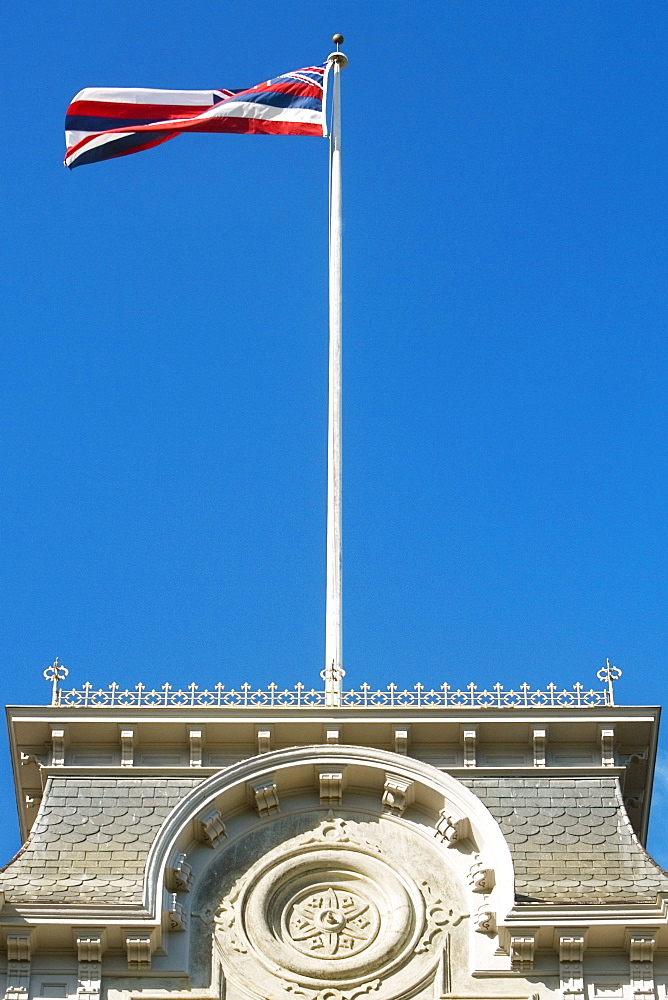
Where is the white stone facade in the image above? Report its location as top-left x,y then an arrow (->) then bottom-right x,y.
1,685 -> 667,1000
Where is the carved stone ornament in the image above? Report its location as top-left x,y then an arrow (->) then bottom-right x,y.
166,852 -> 193,892
168,893 -> 186,931
467,855 -> 495,893
319,771 -> 345,807
284,978 -> 381,1000
212,815 -> 462,1000
510,935 -> 535,972
286,885 -> 380,957
434,810 -> 470,848
125,935 -> 152,969
381,775 -> 413,817
416,881 -> 466,953
198,807 -> 227,847
473,907 -> 496,934
252,777 -> 280,816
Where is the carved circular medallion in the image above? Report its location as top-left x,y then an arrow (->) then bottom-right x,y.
284,883 -> 380,958
213,816 -> 444,997
241,848 -> 422,982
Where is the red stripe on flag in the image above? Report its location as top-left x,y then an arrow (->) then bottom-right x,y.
67,100 -> 213,120
65,114 -> 321,163
181,117 -> 323,135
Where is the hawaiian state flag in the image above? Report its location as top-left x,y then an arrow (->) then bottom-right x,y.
64,64 -> 327,169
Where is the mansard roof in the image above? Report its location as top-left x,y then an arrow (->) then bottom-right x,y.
2,768 -> 667,910
461,774 -> 668,903
0,775 -> 203,906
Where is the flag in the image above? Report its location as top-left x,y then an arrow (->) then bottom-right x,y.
64,64 -> 327,169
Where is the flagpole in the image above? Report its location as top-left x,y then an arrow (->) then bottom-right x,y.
324,36 -> 347,709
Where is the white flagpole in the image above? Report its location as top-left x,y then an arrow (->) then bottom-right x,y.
324,36 -> 347,708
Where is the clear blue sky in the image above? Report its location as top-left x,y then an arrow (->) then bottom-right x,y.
2,1 -> 668,862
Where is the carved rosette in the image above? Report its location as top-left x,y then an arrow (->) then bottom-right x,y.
213,817 -> 461,1000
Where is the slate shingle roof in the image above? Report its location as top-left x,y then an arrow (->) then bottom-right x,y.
460,774 -> 668,903
0,776 -> 204,904
2,772 -> 666,908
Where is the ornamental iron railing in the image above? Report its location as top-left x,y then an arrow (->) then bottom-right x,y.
45,662 -> 622,709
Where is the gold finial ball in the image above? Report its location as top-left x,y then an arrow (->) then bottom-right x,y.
332,33 -> 344,45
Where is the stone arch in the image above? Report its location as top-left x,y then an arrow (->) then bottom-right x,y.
145,745 -> 517,990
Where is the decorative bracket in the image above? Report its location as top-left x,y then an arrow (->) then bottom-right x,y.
50,727 -> 67,767
533,728 -> 546,767
120,728 -> 134,767
510,934 -> 536,972
319,770 -> 344,806
24,793 -> 41,813
325,728 -> 340,745
75,932 -> 105,1000
382,773 -> 414,816
462,726 -> 477,767
256,727 -> 272,754
252,777 -> 279,816
467,855 -> 495,893
393,727 -> 410,755
167,893 -> 186,931
125,934 -> 152,970
165,852 -> 192,892
434,810 -> 471,847
601,726 -> 615,767
189,729 -> 203,767
198,807 -> 227,847
4,932 -> 33,1000
558,934 -> 585,1000
473,906 -> 496,934
626,930 -> 658,1000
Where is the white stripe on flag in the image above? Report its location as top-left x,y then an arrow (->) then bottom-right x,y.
70,87 -> 219,106
64,131 -> 133,167
197,100 -> 322,124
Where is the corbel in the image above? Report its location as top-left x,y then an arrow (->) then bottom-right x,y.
325,728 -> 340,745
601,727 -> 615,767
198,807 -> 227,847
434,809 -> 471,847
251,776 -> 279,816
167,893 -> 186,931
189,729 -> 203,768
50,727 -> 67,766
467,854 -> 495,893
24,792 -> 42,813
473,906 -> 496,934
125,934 -> 152,970
4,932 -> 34,1000
533,728 -> 547,768
558,933 -> 586,1000
461,726 -> 477,767
510,933 -> 536,972
382,773 -> 414,816
119,728 -> 134,767
318,769 -> 344,806
256,727 -> 273,754
74,931 -> 106,1000
165,852 -> 193,892
626,930 -> 658,999
393,727 -> 410,755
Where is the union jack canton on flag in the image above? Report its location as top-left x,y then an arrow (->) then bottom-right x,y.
64,64 -> 327,169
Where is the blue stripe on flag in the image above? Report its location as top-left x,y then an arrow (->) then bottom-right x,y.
66,115 -> 165,131
240,92 -> 321,111
69,130 -> 174,168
